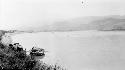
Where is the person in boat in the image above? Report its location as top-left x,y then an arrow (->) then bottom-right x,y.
30,47 -> 46,56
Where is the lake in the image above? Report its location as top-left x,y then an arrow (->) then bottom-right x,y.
12,31 -> 125,70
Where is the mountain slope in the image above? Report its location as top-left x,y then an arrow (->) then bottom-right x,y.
47,15 -> 125,31
17,15 -> 125,32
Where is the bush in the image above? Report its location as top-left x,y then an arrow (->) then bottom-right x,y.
0,42 -> 66,70
0,43 -> 38,70
0,30 -> 66,70
33,61 -> 66,70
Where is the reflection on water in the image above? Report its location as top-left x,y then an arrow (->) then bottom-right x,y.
12,31 -> 125,70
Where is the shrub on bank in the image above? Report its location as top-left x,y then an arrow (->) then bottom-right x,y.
0,42 -> 66,70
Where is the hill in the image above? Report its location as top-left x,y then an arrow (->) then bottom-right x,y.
26,15 -> 125,32
12,15 -> 125,32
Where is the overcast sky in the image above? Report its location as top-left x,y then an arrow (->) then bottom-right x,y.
0,0 -> 125,30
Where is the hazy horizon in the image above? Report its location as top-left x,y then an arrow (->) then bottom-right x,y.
0,0 -> 125,30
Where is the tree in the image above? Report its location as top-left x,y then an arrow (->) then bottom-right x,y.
0,43 -> 38,70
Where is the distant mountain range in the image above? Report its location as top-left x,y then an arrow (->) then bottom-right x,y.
28,15 -> 125,32
7,15 -> 125,32
1,15 -> 125,39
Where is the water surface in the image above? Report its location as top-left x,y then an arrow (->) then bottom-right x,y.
12,31 -> 125,70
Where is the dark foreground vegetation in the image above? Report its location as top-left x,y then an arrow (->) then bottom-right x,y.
0,31 -> 66,70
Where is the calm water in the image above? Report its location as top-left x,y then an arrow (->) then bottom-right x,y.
12,31 -> 125,70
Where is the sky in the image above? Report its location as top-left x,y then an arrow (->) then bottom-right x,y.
0,0 -> 125,30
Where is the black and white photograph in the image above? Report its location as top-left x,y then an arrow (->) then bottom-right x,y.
0,0 -> 125,70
